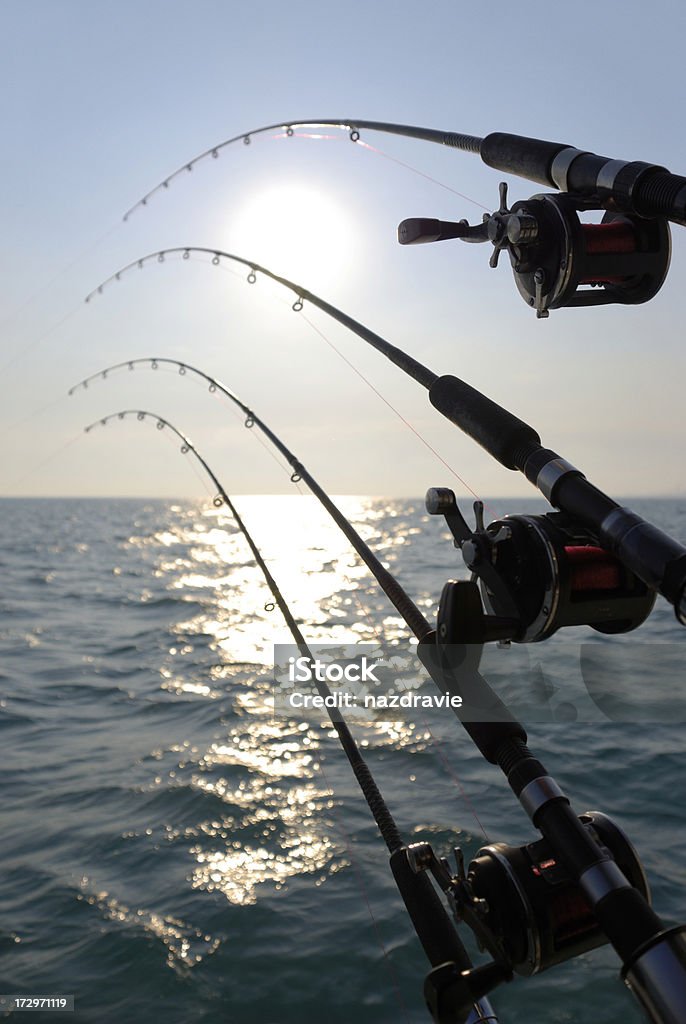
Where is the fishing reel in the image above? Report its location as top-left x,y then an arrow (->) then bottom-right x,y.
407,810 -> 649,1022
426,488 -> 655,643
398,182 -> 671,317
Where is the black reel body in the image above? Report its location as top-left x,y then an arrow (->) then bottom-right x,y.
414,810 -> 650,1020
427,490 -> 656,644
466,811 -> 650,976
505,194 -> 671,315
480,511 -> 656,642
398,185 -> 671,318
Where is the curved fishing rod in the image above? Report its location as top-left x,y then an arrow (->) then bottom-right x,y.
74,359 -> 431,640
83,407 -> 491,1022
86,411 -> 304,650
84,247 -> 436,390
85,248 -> 686,621
122,118 -> 484,221
122,116 -> 686,226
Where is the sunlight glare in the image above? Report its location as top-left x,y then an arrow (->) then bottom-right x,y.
228,181 -> 357,288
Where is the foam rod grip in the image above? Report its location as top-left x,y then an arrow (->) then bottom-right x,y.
429,374 -> 540,470
480,133 -> 570,187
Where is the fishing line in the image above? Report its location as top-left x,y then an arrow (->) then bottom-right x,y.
5,393 -> 71,436
271,130 -> 488,211
0,301 -> 83,380
298,309 -> 496,513
216,390 -> 295,482
0,221 -> 122,340
157,422 -> 219,502
105,358 -> 294,482
4,430 -> 84,492
353,140 -> 490,212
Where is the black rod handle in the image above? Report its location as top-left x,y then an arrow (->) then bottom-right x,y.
429,374 -> 540,471
480,132 -> 686,224
480,132 -> 569,187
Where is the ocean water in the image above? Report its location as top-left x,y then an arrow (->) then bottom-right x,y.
1,495 -> 684,1024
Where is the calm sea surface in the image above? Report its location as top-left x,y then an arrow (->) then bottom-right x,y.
1,496 -> 684,1023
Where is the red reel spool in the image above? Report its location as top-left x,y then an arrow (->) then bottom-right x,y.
509,194 -> 671,313
480,513 -> 656,641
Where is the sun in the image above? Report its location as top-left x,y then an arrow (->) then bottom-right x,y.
228,180 -> 357,290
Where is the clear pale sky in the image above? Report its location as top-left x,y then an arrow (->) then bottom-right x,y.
2,0 -> 684,500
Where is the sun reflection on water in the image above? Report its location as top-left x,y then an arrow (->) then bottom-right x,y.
78,886 -> 221,970
123,497 -> 436,910
152,496 -> 409,665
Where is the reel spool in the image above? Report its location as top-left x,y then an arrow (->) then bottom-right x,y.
426,491 -> 656,644
411,809 -> 650,1018
466,811 -> 650,976
504,193 -> 671,316
478,511 -> 656,642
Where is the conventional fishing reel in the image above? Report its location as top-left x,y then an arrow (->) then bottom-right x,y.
398,181 -> 671,317
425,488 -> 656,643
404,810 -> 650,1023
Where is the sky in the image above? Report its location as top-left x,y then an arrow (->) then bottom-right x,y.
2,0 -> 685,500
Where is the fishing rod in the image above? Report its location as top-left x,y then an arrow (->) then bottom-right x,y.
85,248 -> 686,627
123,117 -> 684,316
123,117 -> 686,226
83,406 -> 501,1024
121,119 -> 484,221
77,369 -> 685,1022
84,248 -> 436,389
